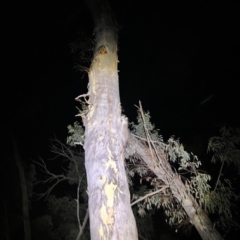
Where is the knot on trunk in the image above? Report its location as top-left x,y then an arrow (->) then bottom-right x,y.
98,45 -> 107,55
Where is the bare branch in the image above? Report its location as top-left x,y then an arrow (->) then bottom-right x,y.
214,162 -> 224,192
138,101 -> 156,167
76,209 -> 89,240
131,186 -> 168,207
50,138 -> 76,161
33,158 -> 75,200
76,174 -> 85,231
137,102 -> 172,178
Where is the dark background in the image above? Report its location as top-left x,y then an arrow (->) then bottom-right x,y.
3,0 -> 240,147
1,0 -> 240,239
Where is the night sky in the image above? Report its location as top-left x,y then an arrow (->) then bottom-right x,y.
2,0 -> 240,238
3,0 -> 240,150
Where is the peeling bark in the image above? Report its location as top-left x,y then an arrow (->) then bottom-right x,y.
82,1 -> 138,239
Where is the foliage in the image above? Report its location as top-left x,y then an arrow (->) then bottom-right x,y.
67,122 -> 85,146
130,110 -> 163,142
132,183 -> 188,228
128,110 -> 197,228
33,139 -> 89,240
35,115 -> 240,239
32,196 -> 89,240
185,173 -> 211,206
204,179 -> 239,231
32,215 -> 53,240
208,127 -> 240,173
128,110 -> 240,235
206,127 -> 240,232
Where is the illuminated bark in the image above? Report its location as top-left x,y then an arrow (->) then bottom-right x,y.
82,1 -> 138,239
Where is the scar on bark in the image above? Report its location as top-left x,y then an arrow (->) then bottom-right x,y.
98,45 -> 107,54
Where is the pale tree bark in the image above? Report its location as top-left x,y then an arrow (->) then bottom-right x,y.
80,0 -> 138,239
12,136 -> 32,240
128,133 -> 224,240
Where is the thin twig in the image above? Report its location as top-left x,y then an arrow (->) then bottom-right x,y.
138,101 -> 172,177
76,209 -> 89,240
76,175 -> 84,231
138,101 -> 156,167
214,162 -> 224,192
131,186 -> 168,207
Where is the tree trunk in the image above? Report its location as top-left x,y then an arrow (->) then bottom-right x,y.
128,134 -> 223,240
12,136 -> 32,240
82,1 -> 138,239
2,197 -> 11,240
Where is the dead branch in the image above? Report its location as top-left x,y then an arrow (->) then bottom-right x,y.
33,158 -> 75,200
76,208 -> 89,240
131,185 -> 168,207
